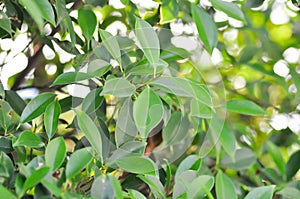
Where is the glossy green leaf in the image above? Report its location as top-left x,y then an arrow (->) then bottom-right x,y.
244,186 -> 274,199
0,10 -> 12,35
186,175 -> 214,199
286,150 -> 300,180
115,156 -> 157,175
267,142 -> 285,176
277,187 -> 300,199
138,175 -> 165,199
51,72 -> 92,86
135,17 -> 160,73
45,137 -> 66,171
0,100 -> 13,132
101,78 -> 136,97
160,0 -> 179,24
191,4 -> 218,53
99,29 -> 122,67
66,147 -> 93,179
20,92 -> 56,123
13,130 -> 44,148
221,148 -> 256,170
210,0 -> 246,22
0,185 -> 16,199
216,171 -> 237,199
78,7 -> 97,41
219,123 -> 236,159
75,109 -> 103,161
133,87 -> 164,139
44,100 -> 61,140
87,59 -> 111,77
41,179 -> 61,197
108,175 -> 123,199
5,90 -> 26,115
226,100 -> 265,116
22,167 -> 50,196
82,88 -> 104,114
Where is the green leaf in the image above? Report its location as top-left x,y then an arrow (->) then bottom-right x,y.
138,175 -> 165,199
45,137 -> 66,172
219,124 -> 236,159
244,186 -> 274,199
210,0 -> 246,22
175,155 -> 201,181
87,59 -> 111,77
91,175 -> 116,199
0,185 -> 17,199
191,4 -> 218,53
41,179 -> 61,197
108,175 -> 123,199
115,156 -> 157,175
51,72 -> 92,86
20,92 -> 56,123
216,171 -> 237,199
221,148 -> 256,170
128,189 -> 147,199
0,11 -> 12,35
56,0 -> 68,24
160,0 -> 179,24
190,98 -> 213,119
65,147 -> 93,179
277,187 -> 300,199
245,0 -> 265,9
22,167 -> 50,196
78,7 -> 97,41
133,87 -> 164,139
99,29 -> 122,67
0,100 -> 13,132
44,101 -> 61,140
5,90 -> 26,115
135,17 -> 160,74
226,100 -> 265,116
101,78 -> 136,97
186,175 -> 214,199
286,150 -> 300,180
290,66 -> 300,98
82,88 -> 104,114
74,109 -> 103,161
267,142 -> 285,176
13,130 -> 44,148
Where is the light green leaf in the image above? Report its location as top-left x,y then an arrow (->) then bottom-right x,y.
175,155 -> 201,181
190,99 -> 213,119
115,156 -> 157,175
51,72 -> 92,86
0,11 -> 12,35
22,167 -> 50,195
13,130 -> 44,148
45,137 -> 66,171
66,147 -> 93,179
216,171 -> 237,199
128,189 -> 147,199
87,59 -> 111,77
191,4 -> 218,53
133,87 -> 164,139
267,142 -> 285,176
82,88 -> 104,114
78,7 -> 97,41
160,0 -> 179,24
244,186 -> 275,199
20,0 -> 44,31
101,78 -> 136,97
108,175 -> 123,199
186,175 -> 214,199
210,0 -> 246,22
41,179 -> 61,197
138,175 -> 165,199
99,29 -> 122,67
277,187 -> 300,199
0,185 -> 17,199
219,123 -> 236,159
20,92 -> 56,123
74,109 -> 103,161
221,148 -> 256,170
226,100 -> 266,115
91,175 -> 117,199
135,17 -> 160,74
44,100 -> 61,140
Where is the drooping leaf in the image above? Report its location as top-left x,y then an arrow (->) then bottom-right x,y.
286,150 -> 300,180
13,131 -> 44,148
0,10 -> 12,35
133,87 -> 164,139
216,171 -> 237,199
45,137 -> 66,172
55,0 -> 68,24
51,72 -> 92,86
267,142 -> 285,176
78,7 -> 97,41
65,147 -> 93,179
20,92 -> 56,123
226,100 -> 265,116
191,4 -> 218,53
244,186 -> 275,199
210,0 -> 246,22
160,0 -> 179,24
101,78 -> 136,97
221,148 -> 256,170
75,109 -> 103,161
44,100 -> 61,140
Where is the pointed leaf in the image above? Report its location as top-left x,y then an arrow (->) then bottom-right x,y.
82,88 -> 104,114
187,175 -> 214,199
211,0 -> 246,22
115,156 -> 157,175
5,90 -> 26,115
226,100 -> 266,115
244,186 -> 274,199
286,150 -> 300,180
44,101 -> 61,139
13,130 -> 44,148
23,167 -> 50,194
267,142 -> 285,176
0,11 -> 12,35
0,185 -> 17,199
78,7 -> 97,41
138,175 -> 165,198
216,171 -> 237,199
160,0 -> 179,24
45,137 -> 66,171
219,123 -> 236,159
101,78 -> 136,97
51,72 -> 92,86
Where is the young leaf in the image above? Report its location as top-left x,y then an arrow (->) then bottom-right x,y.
0,10 -> 12,36
216,171 -> 237,199
13,130 -> 44,148
45,137 -> 66,171
135,17 -> 160,74
0,185 -> 17,199
244,186 -> 275,199
74,109 -> 103,161
115,156 -> 157,176
226,100 -> 266,116
51,72 -> 92,86
100,78 -> 136,97
65,147 -> 93,179
78,7 -> 97,41
133,87 -> 164,139
191,4 -> 218,53
44,100 -> 61,140
82,88 -> 104,114
210,0 -> 246,22
267,142 -> 285,176
20,92 -> 56,124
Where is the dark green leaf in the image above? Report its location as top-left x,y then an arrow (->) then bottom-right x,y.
5,90 -> 26,115
244,186 -> 274,199
44,100 -> 61,140
286,150 -> 300,180
226,100 -> 265,116
78,7 -> 97,41
115,156 -> 157,175
0,137 -> 13,153
267,142 -> 285,176
216,171 -> 237,199
45,137 -> 66,171
51,72 -> 92,86
13,130 -> 44,148
245,0 -> 265,9
210,0 -> 246,22
0,10 -> 12,35
0,100 -> 13,132
101,78 -> 136,97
